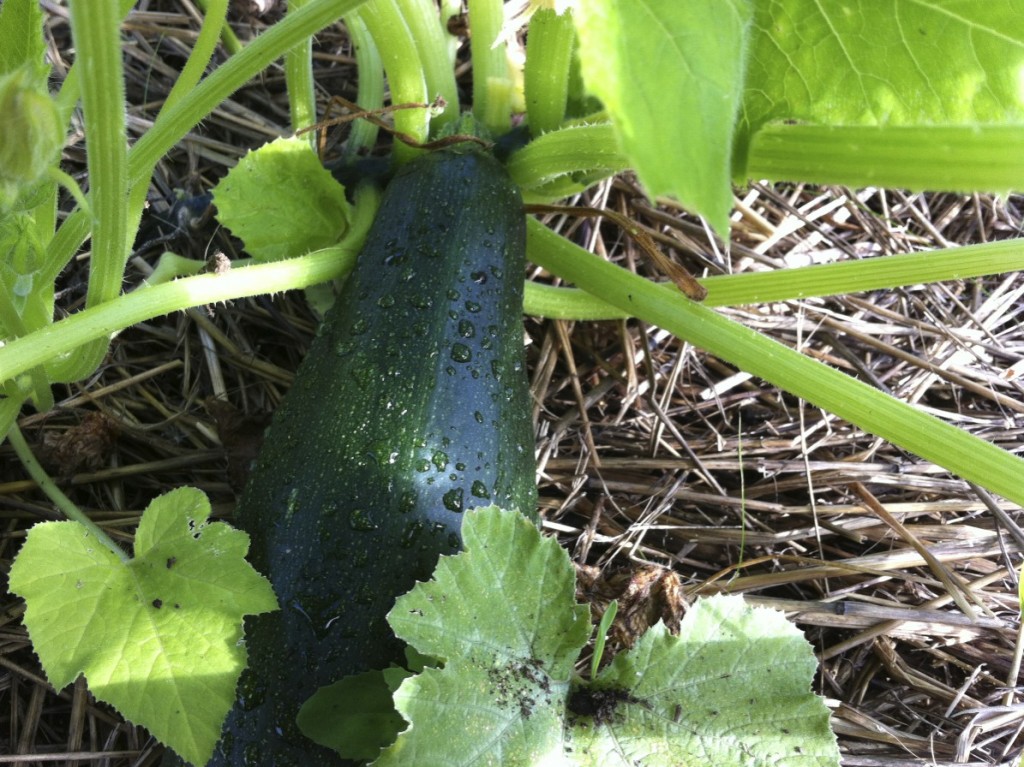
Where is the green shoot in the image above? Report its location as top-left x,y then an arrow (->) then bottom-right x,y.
591,598 -> 618,679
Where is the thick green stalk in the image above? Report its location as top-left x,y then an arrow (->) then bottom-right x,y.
505,121 -> 626,197
68,0 -> 129,377
15,182 -> 380,385
359,0 -> 428,163
468,0 -> 512,134
524,8 -> 575,136
395,0 -> 458,130
748,124 -> 1024,193
4,247 -> 357,384
524,237 -> 1024,316
285,0 -> 317,140
341,11 -> 384,158
62,0 -> 233,382
702,238 -> 1024,306
525,219 -> 1024,507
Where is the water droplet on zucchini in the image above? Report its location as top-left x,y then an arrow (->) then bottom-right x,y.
442,487 -> 464,512
348,509 -> 377,531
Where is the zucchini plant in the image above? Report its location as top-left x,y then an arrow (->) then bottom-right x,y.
1,0 -> 1022,765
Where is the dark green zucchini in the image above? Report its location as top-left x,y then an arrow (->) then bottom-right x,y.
200,146 -> 536,765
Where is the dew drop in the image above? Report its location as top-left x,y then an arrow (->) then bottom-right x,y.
400,520 -> 425,548
349,509 -> 377,531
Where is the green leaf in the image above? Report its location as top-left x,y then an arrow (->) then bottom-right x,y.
376,506 -> 591,765
297,670 -> 410,761
367,507 -> 836,766
743,0 -> 1024,133
0,0 -> 48,77
8,487 -> 278,767
0,211 -> 51,333
568,603 -> 837,766
571,0 -> 753,235
213,135 -> 351,263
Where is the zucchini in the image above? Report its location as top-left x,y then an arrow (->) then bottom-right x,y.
201,146 -> 536,765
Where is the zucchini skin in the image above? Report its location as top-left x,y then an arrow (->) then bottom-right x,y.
206,148 -> 536,765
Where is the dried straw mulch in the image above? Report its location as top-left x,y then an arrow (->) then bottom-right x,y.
1,4 -> 1022,765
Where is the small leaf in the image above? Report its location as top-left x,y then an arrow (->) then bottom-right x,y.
297,670 -> 409,761
387,506 -> 591,672
375,506 -> 591,766
8,487 -> 277,767
213,136 -> 352,263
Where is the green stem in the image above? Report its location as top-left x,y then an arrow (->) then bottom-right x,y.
747,124 -> 1024,193
525,218 -> 1024,507
161,0 -> 228,116
525,236 -> 1024,318
4,248 -> 355,384
0,395 -> 26,445
7,424 -> 129,562
395,0 -> 458,131
523,8 -> 575,136
359,0 -> 428,163
15,183 -> 380,385
193,0 -> 243,54
285,0 -> 317,140
468,0 -> 512,134
342,11 -> 384,159
505,122 -> 626,198
47,167 -> 90,216
69,0 -> 129,371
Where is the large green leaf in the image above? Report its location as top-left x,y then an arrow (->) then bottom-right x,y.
743,0 -> 1024,132
9,487 -> 277,767
570,1 -> 1024,232
571,0 -> 753,236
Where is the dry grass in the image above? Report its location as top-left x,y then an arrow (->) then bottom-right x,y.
2,4 -> 1023,765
